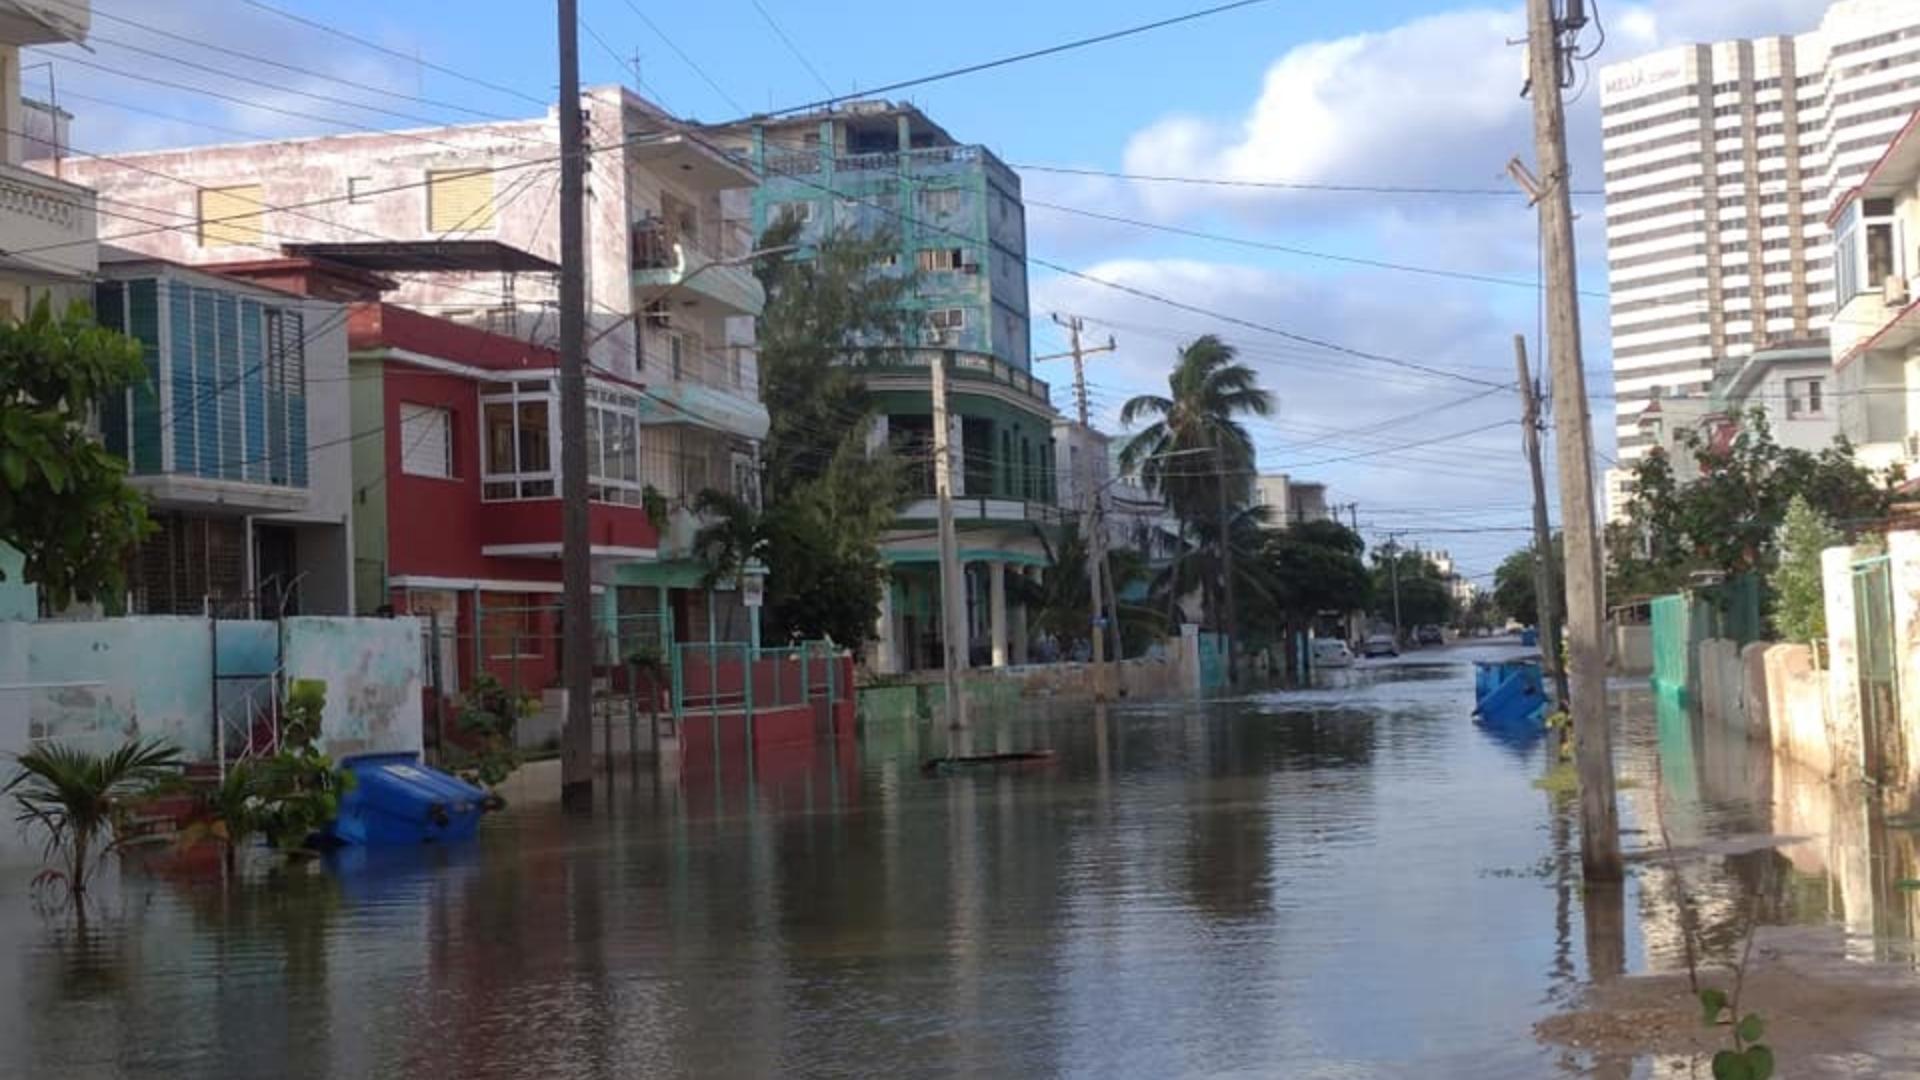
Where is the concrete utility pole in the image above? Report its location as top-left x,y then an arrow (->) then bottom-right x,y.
1384,534 -> 1404,643
931,353 -> 968,729
1524,0 -> 1621,882
556,0 -> 593,809
1050,313 -> 1119,699
1513,334 -> 1566,710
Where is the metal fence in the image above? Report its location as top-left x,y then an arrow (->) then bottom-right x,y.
1649,573 -> 1765,701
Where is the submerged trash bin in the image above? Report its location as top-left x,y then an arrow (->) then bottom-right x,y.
1472,659 -> 1547,731
328,752 -> 490,846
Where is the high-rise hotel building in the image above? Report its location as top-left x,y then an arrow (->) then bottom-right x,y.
1601,0 -> 1920,462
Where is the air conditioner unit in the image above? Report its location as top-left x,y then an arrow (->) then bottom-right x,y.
1887,274 -> 1912,307
926,330 -> 956,347
1906,431 -> 1920,460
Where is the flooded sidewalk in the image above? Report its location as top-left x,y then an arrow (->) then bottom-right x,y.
4,641 -> 1920,1077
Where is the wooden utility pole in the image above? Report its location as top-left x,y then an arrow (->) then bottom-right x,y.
556,0 -> 594,809
1513,334 -> 1565,709
1050,313 -> 1119,699
1524,0 -> 1621,882
931,353 -> 968,729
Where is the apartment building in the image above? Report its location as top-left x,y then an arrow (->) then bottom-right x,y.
54,85 -> 771,633
1600,0 -> 1920,461
719,101 -> 1059,674
1828,111 -> 1920,470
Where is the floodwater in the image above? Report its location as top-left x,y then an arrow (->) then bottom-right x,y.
1,639 -> 1916,1078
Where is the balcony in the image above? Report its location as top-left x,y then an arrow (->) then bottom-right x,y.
0,0 -> 88,46
0,160 -> 95,280
631,218 -> 764,318
861,349 -> 1052,410
760,143 -> 1018,191
898,497 -> 1063,526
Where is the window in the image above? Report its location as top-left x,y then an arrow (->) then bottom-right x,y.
918,187 -> 962,215
347,176 -> 375,205
587,388 -> 642,505
1785,376 -> 1825,418
427,168 -> 496,233
198,184 -> 264,247
398,403 -> 453,478
916,247 -> 965,272
769,200 -> 814,224
926,307 -> 965,343
482,381 -> 554,499
873,251 -> 901,271
1836,198 -> 1900,301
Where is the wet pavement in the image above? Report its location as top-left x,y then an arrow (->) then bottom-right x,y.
2,638 -> 1918,1078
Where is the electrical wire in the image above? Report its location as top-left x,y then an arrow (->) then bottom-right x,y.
235,0 -> 549,107
747,0 -> 835,98
616,0 -> 747,116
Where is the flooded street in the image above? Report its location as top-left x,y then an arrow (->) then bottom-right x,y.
5,639 -> 1919,1078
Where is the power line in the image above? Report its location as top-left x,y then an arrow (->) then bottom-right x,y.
729,0 -> 1280,122
616,0 -> 747,115
235,0 -> 548,107
747,0 -> 835,97
1012,162 -> 1607,198
1026,199 -> 1611,300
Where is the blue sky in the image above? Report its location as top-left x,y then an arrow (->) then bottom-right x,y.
33,0 -> 1838,583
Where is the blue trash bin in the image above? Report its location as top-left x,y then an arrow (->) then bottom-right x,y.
328,752 -> 490,846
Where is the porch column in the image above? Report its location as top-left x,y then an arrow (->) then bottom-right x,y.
989,561 -> 1008,668
870,578 -> 897,675
1011,567 -> 1030,665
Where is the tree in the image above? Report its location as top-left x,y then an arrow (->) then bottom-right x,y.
1494,537 -> 1564,628
1118,335 -> 1274,630
721,221 -> 917,648
6,736 -> 180,919
1370,548 -> 1455,629
0,298 -> 151,609
1261,519 -> 1370,625
1772,495 -> 1840,647
1610,412 -> 1894,600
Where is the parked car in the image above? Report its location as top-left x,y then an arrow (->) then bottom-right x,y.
1311,638 -> 1354,668
1360,634 -> 1399,659
1415,624 -> 1445,646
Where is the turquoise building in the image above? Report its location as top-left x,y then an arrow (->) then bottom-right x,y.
730,102 -> 1060,672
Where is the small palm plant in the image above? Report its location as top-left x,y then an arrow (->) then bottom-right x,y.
6,737 -> 181,917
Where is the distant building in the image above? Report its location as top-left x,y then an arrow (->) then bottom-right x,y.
1600,0 -> 1920,462
1253,473 -> 1335,528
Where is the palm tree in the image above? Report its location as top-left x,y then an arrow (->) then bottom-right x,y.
1119,335 -> 1274,633
6,737 -> 181,918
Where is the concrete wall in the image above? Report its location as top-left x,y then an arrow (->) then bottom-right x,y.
1610,623 -> 1652,674
0,615 -> 423,761
1763,643 -> 1834,777
1822,545 -> 1867,785
1696,637 -> 1748,735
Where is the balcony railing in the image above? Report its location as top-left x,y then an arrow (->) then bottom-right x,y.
862,348 -> 1051,407
630,217 -> 764,316
0,161 -> 96,279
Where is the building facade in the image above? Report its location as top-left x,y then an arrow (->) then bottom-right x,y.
1253,473 -> 1335,528
725,102 -> 1059,674
94,250 -> 354,615
1600,0 -> 1920,461
1829,111 -> 1920,472
54,85 -> 770,618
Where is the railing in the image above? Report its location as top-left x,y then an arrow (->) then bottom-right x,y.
631,216 -> 756,271
759,143 -> 1012,187
865,348 -> 1051,405
638,339 -> 759,398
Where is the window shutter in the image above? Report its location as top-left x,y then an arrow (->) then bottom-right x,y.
428,169 -> 496,233
199,184 -> 265,247
399,404 -> 452,478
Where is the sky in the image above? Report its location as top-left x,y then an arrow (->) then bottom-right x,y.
28,0 -> 1841,585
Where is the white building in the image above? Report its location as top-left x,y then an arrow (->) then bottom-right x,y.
0,0 -> 94,317
1829,110 -> 1920,471
1600,0 -> 1920,462
1253,473 -> 1334,528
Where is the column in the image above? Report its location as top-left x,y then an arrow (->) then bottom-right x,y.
989,562 -> 1008,668
870,579 -> 897,675
1822,545 -> 1862,785
1011,567 -> 1030,665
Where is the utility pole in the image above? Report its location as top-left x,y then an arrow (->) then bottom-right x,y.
1049,313 -> 1118,699
1513,334 -> 1566,710
1216,451 -> 1239,683
1384,534 -> 1403,644
1524,0 -> 1621,883
931,353 -> 968,729
556,0 -> 593,809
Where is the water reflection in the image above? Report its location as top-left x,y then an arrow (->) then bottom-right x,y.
9,644 -> 1920,1077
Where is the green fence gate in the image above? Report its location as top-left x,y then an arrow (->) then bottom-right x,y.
1853,555 -> 1903,785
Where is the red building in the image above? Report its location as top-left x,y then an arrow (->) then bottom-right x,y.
346,302 -> 659,696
